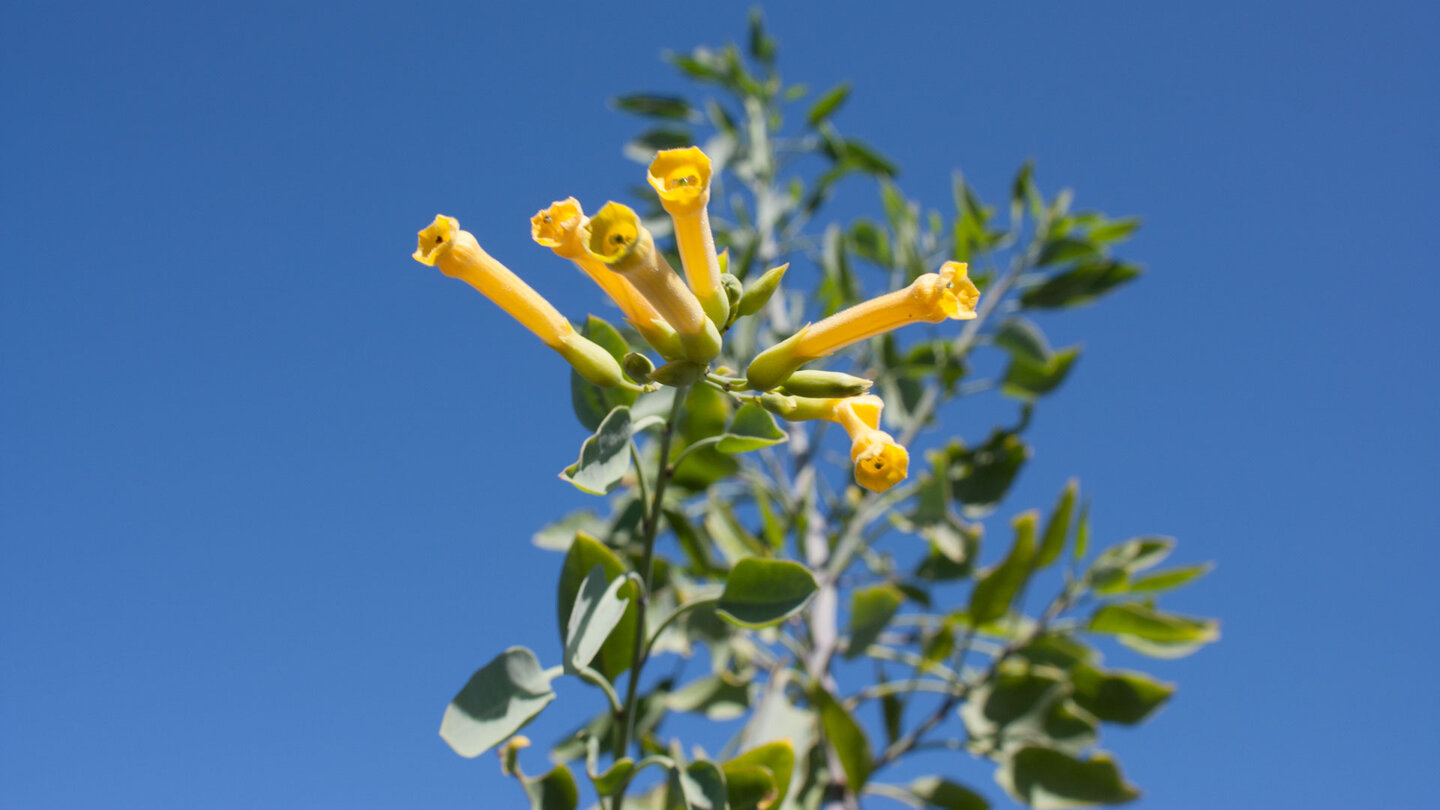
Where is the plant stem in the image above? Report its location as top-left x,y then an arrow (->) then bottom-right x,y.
613,385 -> 689,805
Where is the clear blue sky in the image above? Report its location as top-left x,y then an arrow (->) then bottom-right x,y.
2,1 -> 1436,808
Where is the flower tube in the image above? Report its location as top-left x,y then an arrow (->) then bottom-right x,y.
583,202 -> 722,364
746,262 -> 980,390
531,198 -> 684,360
413,215 -> 642,391
647,147 -> 728,327
759,393 -> 909,492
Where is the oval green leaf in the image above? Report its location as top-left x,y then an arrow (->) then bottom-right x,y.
716,558 -> 819,629
439,646 -> 556,758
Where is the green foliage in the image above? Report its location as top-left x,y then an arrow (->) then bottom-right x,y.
428,13 -> 1216,810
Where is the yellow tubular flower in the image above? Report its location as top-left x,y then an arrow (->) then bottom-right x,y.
746,262 -> 980,390
833,396 -> 909,493
583,201 -> 722,364
531,198 -> 685,360
647,147 -> 729,327
414,215 -> 641,391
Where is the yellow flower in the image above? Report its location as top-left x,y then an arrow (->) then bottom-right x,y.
832,396 -> 909,493
414,215 -> 641,391
530,198 -> 684,360
647,147 -> 729,327
583,201 -> 722,364
759,393 -> 908,492
746,262 -> 979,390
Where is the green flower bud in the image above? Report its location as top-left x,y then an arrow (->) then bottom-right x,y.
737,263 -> 789,317
779,369 -> 873,398
554,332 -> 646,392
745,327 -> 811,390
721,273 -> 744,309
623,352 -> 656,381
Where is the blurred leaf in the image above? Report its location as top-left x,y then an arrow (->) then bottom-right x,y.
440,647 -> 556,758
667,47 -> 726,83
564,566 -> 633,674
706,499 -> 766,564
1070,664 -> 1174,725
1020,261 -> 1141,309
1037,479 -> 1078,568
722,765 -> 776,810
1090,537 -> 1174,590
1089,603 -> 1220,645
718,402 -> 789,452
1014,634 -> 1098,670
807,81 -> 851,127
1036,237 -> 1100,267
747,8 -> 777,65
850,218 -> 893,267
667,673 -> 752,721
522,763 -> 580,810
557,533 -> 637,679
612,94 -> 699,122
951,431 -> 1030,518
1002,346 -> 1080,402
1089,217 -> 1141,244
1123,563 -> 1213,593
571,316 -> 637,431
883,694 -> 904,746
673,385 -> 738,489
673,760 -> 728,810
560,406 -> 633,495
840,137 -> 899,177
667,508 -> 724,575
997,746 -> 1140,809
812,683 -> 873,789
818,223 -> 858,315
908,776 -> 991,810
993,317 -> 1052,364
716,558 -> 818,628
969,512 -> 1039,625
845,583 -> 905,659
725,741 -> 795,810
1073,500 -> 1091,559
532,509 -> 606,551
624,128 -> 694,163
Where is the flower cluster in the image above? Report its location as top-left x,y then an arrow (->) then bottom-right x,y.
412,146 -> 980,492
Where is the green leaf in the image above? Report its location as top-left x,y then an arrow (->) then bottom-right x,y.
725,740 -> 795,810
1073,500 -> 1091,559
557,533 -> 637,679
1020,261 -> 1141,309
882,694 -> 904,746
841,137 -> 899,177
564,566 -> 633,674
532,509 -> 606,551
993,317 -> 1051,364
560,406 -> 633,495
522,763 -> 580,810
961,662 -> 1094,755
1124,563 -> 1213,593
1036,237 -> 1100,267
998,747 -> 1140,809
672,385 -> 737,490
969,512 -> 1039,626
1002,346 -> 1080,402
1090,537 -> 1174,590
570,316 -> 636,431
1089,603 -> 1220,645
717,401 -> 788,452
1070,664 -> 1174,725
706,499 -> 766,565
807,81 -> 851,127
440,647 -> 556,758
951,431 -> 1030,518
811,684 -> 872,790
1037,479 -> 1078,568
588,758 -> 634,797
666,673 -> 752,721
747,8 -> 777,65
673,760 -> 728,810
850,218 -> 892,267
1088,217 -> 1141,244
722,765 -> 777,810
845,583 -> 905,659
716,558 -> 818,628
611,94 -> 699,122
623,128 -> 694,163
908,776 -> 991,810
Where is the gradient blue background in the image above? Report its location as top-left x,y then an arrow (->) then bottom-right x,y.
3,2 -> 1437,808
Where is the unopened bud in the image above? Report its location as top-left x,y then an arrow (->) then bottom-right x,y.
649,359 -> 706,387
759,392 -> 801,418
623,352 -> 656,382
500,735 -> 531,777
555,332 -> 645,392
721,273 -> 744,309
779,369 -> 873,398
737,263 -> 788,317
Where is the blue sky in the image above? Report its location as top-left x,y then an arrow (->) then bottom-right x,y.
2,1 -> 1437,808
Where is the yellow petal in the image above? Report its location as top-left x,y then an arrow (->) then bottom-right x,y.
413,214 -> 572,347
851,431 -> 909,493
646,146 -> 712,216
